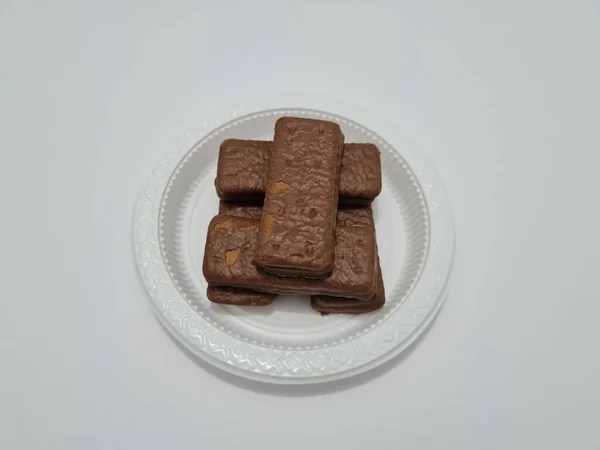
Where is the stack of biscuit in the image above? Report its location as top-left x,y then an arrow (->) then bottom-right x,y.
202,116 -> 385,314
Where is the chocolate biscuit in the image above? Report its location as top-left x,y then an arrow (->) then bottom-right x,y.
338,144 -> 382,205
207,285 -> 275,306
215,140 -> 381,204
207,209 -> 274,306
218,201 -> 263,219
203,215 -> 376,300
311,258 -> 385,314
257,117 -> 344,277
336,205 -> 376,227
208,205 -> 378,308
209,206 -> 273,307
215,139 -> 271,202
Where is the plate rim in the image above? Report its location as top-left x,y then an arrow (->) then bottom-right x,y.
133,95 -> 454,385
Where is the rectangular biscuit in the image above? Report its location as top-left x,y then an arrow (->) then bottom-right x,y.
211,203 -> 273,307
207,285 -> 275,306
311,257 -> 385,314
257,117 -> 344,277
215,140 -> 381,204
203,214 -> 376,300
312,207 -> 385,313
338,143 -> 383,204
215,140 -> 271,202
208,205 -> 378,308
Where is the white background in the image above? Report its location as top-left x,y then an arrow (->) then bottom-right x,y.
1,1 -> 599,449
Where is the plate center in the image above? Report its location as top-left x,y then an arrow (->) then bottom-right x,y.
159,108 -> 428,350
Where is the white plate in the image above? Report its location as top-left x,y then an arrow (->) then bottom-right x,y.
133,97 -> 454,384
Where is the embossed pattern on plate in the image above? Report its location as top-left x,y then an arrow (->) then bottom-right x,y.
133,99 -> 454,384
